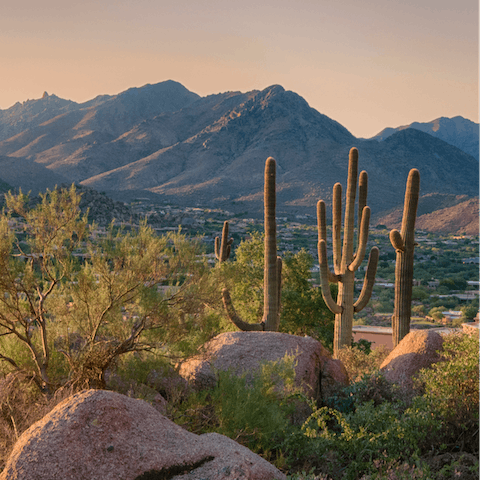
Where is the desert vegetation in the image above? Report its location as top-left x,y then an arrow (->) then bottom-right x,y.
0,185 -> 478,479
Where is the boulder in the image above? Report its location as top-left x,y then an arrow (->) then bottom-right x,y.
1,389 -> 285,480
177,331 -> 348,399
380,330 -> 444,389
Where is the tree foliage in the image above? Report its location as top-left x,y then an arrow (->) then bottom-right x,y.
0,187 -> 210,393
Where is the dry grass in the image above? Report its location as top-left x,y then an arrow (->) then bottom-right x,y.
0,373 -> 78,471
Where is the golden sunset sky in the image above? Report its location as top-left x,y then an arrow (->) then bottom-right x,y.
1,0 -> 477,138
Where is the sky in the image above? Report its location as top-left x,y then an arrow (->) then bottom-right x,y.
1,0 -> 478,138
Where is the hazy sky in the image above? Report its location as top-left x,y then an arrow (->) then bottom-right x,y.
1,0 -> 478,138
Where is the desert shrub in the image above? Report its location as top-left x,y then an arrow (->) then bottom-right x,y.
358,457 -> 431,479
324,371 -> 401,414
292,400 -> 440,480
211,354 -> 305,456
337,344 -> 391,382
413,332 -> 479,453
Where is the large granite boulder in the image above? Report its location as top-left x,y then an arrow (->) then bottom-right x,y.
380,330 -> 444,389
177,331 -> 348,400
1,389 -> 285,480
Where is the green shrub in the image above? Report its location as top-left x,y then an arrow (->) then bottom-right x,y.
296,400 -> 439,479
337,344 -> 391,382
413,332 -> 479,453
324,371 -> 401,414
211,354 -> 304,455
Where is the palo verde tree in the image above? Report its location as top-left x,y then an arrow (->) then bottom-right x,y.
389,168 -> 420,346
0,186 -> 88,394
0,186 -> 209,394
317,148 -> 379,357
221,157 -> 282,331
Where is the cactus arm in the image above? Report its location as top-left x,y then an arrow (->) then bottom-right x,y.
342,148 -> 358,267
317,200 -> 340,283
401,169 -> 420,238
354,246 -> 379,312
349,206 -> 370,272
317,200 -> 327,242
318,240 -> 343,314
215,221 -> 233,263
332,183 -> 342,275
226,239 -> 233,259
222,288 -> 264,331
357,171 -> 368,230
389,229 -> 404,252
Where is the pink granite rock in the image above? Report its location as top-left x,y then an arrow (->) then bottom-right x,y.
177,331 -> 348,399
380,330 -> 444,389
1,389 -> 285,480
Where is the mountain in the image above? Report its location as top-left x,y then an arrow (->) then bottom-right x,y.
371,116 -> 479,160
0,155 -> 70,194
375,195 -> 479,236
0,82 -> 478,225
0,177 -> 13,194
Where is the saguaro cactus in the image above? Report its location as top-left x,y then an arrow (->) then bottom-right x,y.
215,221 -> 233,263
317,148 -> 379,357
222,157 -> 282,331
389,169 -> 420,346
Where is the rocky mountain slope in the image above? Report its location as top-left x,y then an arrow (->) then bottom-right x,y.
371,116 -> 479,160
374,194 -> 479,236
0,82 -> 477,223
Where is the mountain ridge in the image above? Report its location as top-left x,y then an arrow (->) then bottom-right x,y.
0,81 -> 477,230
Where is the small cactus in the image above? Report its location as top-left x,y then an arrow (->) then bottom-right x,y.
317,148 -> 379,357
222,157 -> 282,331
390,169 -> 420,346
215,221 -> 233,263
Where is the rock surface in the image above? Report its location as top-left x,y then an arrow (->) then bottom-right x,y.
1,389 -> 285,480
177,331 -> 348,399
380,330 -> 444,388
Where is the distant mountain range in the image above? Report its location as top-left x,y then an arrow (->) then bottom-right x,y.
370,116 -> 479,161
0,81 -> 477,232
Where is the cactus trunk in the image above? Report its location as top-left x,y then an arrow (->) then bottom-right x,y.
263,157 -> 279,331
390,169 -> 420,346
222,157 -> 282,331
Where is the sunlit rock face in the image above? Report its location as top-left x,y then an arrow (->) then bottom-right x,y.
1,389 -> 286,480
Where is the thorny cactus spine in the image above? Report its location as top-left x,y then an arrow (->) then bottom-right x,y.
215,221 -> 233,263
317,147 -> 379,358
222,157 -> 282,331
389,168 -> 420,347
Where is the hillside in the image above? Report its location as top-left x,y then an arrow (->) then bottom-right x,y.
375,195 -> 479,235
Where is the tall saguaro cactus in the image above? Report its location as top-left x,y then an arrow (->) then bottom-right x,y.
389,169 -> 420,346
215,221 -> 233,263
317,148 -> 379,357
222,157 -> 282,331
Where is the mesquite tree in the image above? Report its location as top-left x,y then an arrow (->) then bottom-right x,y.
389,168 -> 420,346
317,148 -> 379,357
222,157 -> 282,331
